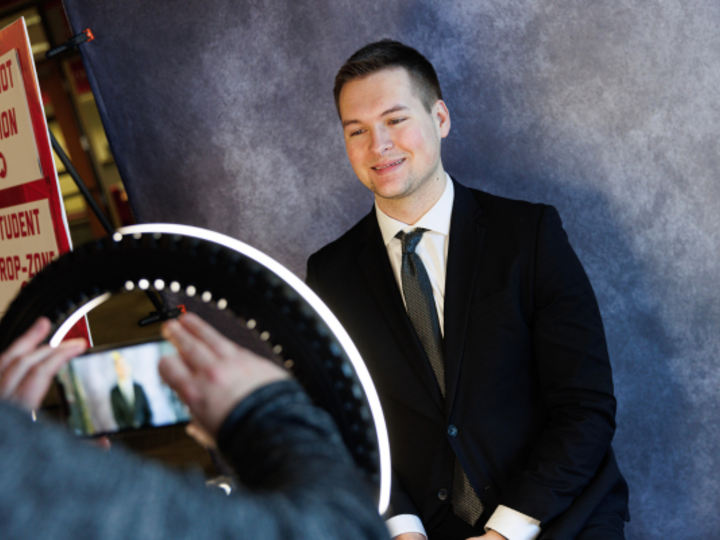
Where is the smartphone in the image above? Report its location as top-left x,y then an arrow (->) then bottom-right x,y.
56,338 -> 191,437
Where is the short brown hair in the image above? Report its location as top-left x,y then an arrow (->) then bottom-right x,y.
333,39 -> 443,115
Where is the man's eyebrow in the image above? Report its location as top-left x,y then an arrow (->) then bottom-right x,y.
341,105 -> 410,128
381,104 -> 409,116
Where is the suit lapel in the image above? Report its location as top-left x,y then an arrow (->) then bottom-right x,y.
357,210 -> 445,413
444,181 -> 485,417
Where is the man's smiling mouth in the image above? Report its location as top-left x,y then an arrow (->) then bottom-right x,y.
372,159 -> 405,170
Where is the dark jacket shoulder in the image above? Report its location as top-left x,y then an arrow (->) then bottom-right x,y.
463,183 -> 552,228
310,210 -> 372,256
307,209 -> 375,280
308,180 -> 557,274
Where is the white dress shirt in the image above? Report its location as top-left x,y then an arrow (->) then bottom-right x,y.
118,378 -> 136,406
376,174 -> 541,540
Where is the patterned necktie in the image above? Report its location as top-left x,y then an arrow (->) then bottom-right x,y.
397,228 -> 445,393
396,228 -> 484,526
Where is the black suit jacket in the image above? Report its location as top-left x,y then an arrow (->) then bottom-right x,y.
111,383 -> 153,429
307,181 -> 629,539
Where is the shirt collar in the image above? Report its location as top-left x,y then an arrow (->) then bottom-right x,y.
375,173 -> 455,246
119,379 -> 135,402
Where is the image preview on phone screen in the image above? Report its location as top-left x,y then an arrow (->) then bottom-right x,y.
56,340 -> 190,436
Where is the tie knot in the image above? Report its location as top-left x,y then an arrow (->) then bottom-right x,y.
396,228 -> 427,254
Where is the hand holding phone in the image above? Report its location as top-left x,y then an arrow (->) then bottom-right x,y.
159,313 -> 289,438
0,318 -> 86,411
56,338 -> 190,436
0,313 -> 289,445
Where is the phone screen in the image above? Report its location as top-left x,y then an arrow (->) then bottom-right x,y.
56,339 -> 190,437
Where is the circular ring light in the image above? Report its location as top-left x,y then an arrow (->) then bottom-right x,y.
0,224 -> 390,513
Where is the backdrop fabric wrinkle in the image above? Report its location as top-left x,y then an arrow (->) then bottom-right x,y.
63,1 -> 720,537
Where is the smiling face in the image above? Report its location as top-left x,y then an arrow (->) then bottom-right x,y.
338,68 -> 450,220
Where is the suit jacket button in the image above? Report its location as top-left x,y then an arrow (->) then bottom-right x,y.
447,424 -> 458,437
438,488 -> 449,501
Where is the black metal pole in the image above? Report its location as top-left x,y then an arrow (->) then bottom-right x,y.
49,130 -> 115,236
49,130 -> 172,322
145,289 -> 164,312
45,29 -> 94,60
42,26 -> 180,328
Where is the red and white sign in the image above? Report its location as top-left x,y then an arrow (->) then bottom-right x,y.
0,199 -> 59,285
0,18 -> 89,343
0,48 -> 43,189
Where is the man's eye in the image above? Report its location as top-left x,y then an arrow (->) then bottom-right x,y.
388,118 -> 406,125
349,129 -> 365,137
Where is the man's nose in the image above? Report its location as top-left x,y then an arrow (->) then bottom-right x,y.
370,128 -> 393,155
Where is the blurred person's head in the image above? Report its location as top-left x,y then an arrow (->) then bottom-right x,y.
112,352 -> 131,383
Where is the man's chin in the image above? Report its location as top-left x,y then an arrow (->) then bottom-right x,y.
371,181 -> 412,202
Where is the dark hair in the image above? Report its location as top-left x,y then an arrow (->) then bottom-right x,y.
333,39 -> 443,114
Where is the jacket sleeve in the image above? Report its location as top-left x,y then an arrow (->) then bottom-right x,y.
385,469 -> 420,518
0,380 -> 388,540
499,205 -> 618,523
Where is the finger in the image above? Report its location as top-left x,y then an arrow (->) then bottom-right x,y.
0,346 -> 55,400
90,437 -> 112,452
1,338 -> 86,400
158,353 -> 200,406
176,312 -> 236,357
8,339 -> 86,410
162,318 -> 217,372
0,318 -> 52,371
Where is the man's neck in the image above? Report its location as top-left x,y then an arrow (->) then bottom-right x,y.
375,172 -> 447,225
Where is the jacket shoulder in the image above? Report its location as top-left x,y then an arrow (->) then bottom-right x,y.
453,184 -> 560,242
466,185 -> 551,221
308,211 -> 372,268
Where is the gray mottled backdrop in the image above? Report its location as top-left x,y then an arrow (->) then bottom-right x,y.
64,1 -> 720,537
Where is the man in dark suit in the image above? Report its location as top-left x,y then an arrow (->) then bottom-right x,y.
110,352 -> 153,429
307,40 -> 628,540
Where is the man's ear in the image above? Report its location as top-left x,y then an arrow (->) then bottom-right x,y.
434,100 -> 451,138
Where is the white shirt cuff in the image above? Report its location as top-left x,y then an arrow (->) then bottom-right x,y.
485,505 -> 541,540
386,514 -> 427,538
